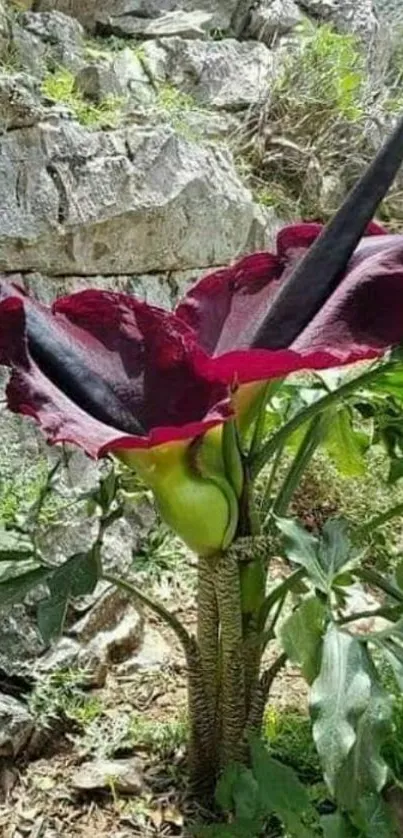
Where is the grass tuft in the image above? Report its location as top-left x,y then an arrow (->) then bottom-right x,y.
41,67 -> 124,128
237,20 -> 403,223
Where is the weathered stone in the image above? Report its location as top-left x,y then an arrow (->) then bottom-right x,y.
10,11 -> 85,79
72,757 -> 144,794
374,0 -> 403,21
67,586 -> 144,665
0,693 -> 34,757
33,1 -> 239,34
0,122 -> 268,275
75,49 -> 155,107
0,606 -> 44,683
0,0 -> 10,60
0,73 -> 44,129
105,9 -> 213,38
296,0 -> 379,41
70,587 -> 143,643
117,626 -> 172,673
141,37 -> 275,110
246,0 -> 303,43
35,637 -> 108,687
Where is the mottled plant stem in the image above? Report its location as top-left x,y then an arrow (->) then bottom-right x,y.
197,556 -> 219,737
214,552 -> 246,767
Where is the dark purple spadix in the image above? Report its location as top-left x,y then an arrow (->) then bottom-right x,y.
25,305 -> 146,435
252,115 -> 403,349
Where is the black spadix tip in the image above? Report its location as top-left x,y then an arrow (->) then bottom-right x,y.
253,114 -> 403,350
26,306 -> 146,437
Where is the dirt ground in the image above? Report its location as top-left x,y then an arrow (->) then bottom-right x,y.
0,561 -> 307,838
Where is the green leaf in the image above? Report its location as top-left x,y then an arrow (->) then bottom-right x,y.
395,560 -> 403,590
352,794 -> 397,837
324,408 -> 367,476
216,763 -> 259,822
194,823 -> 259,838
310,625 -> 391,809
37,551 -> 99,643
37,592 -> 69,645
388,458 -> 403,484
99,469 -> 118,510
0,565 -> 50,608
276,517 -> 325,590
310,625 -> 370,793
48,552 -> 99,599
320,812 -> 355,838
319,519 -> 351,579
277,517 -> 352,594
280,596 -> 325,683
250,735 -> 315,837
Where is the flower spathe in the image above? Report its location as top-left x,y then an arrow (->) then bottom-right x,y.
2,220 -> 403,553
0,280 -> 236,555
176,221 -> 403,386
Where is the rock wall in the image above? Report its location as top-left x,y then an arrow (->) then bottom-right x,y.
0,0 -> 382,303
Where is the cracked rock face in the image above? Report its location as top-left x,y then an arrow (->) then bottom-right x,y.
296,0 -> 379,41
0,121 -> 267,276
141,37 -> 276,110
32,1 -> 240,33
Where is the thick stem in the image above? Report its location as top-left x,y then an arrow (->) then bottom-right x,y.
214,551 -> 246,767
246,653 -> 288,734
195,556 -> 219,775
186,637 -> 219,801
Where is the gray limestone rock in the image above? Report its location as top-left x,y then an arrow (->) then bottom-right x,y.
0,122 -> 268,275
141,37 -> 275,110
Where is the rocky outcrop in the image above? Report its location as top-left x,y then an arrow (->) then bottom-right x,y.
0,120 -> 267,275
32,0 -> 240,34
0,694 -> 34,758
141,37 -> 275,109
296,0 -> 379,41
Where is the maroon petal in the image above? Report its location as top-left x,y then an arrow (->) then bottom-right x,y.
0,282 -> 231,458
177,222 -> 402,384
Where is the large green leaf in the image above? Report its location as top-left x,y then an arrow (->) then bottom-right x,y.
319,519 -> 351,579
324,407 -> 368,476
0,565 -> 51,608
320,812 -> 355,838
38,551 -> 99,643
334,668 -> 391,811
372,621 -> 403,690
48,551 -> 99,599
37,592 -> 70,645
352,794 -> 397,838
388,458 -> 403,484
250,735 -> 316,837
309,625 -> 371,794
310,625 -> 391,809
280,596 -> 325,683
216,763 -> 260,822
277,517 -> 352,594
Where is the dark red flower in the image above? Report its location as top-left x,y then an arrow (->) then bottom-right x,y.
0,281 -> 231,458
176,222 -> 403,384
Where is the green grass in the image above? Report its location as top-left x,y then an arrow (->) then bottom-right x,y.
238,20 -> 403,223
29,668 -> 103,730
264,706 -> 322,784
155,83 -> 203,140
79,708 -> 187,760
41,67 -> 124,128
289,446 -> 403,571
132,522 -> 195,589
